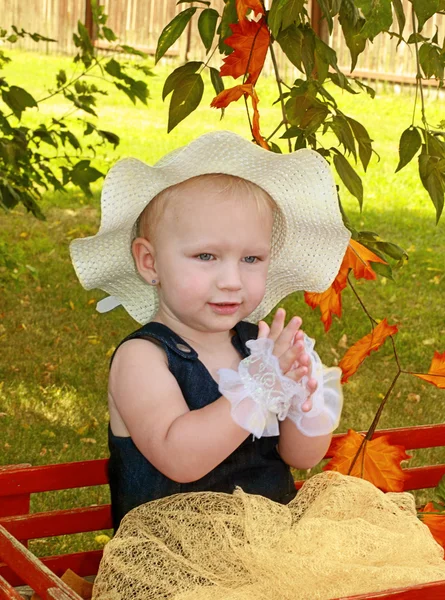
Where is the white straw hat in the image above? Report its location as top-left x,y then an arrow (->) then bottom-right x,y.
70,130 -> 350,325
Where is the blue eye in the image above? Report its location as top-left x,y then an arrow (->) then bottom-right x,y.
198,253 -> 213,261
244,256 -> 257,264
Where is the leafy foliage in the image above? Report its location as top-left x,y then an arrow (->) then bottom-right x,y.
157,0 -> 445,225
0,1 -> 153,219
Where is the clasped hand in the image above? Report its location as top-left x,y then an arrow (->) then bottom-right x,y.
258,308 -> 317,413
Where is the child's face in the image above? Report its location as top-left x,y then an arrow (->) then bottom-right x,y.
135,177 -> 274,332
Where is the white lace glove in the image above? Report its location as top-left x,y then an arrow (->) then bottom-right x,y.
287,334 -> 343,437
217,337 -> 307,439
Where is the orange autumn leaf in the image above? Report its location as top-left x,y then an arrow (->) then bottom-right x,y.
211,83 -> 269,149
303,240 -> 385,332
339,319 -> 398,383
304,285 -> 343,333
220,18 -> 270,84
418,502 -> 445,550
413,351 -> 445,389
236,0 -> 265,21
323,429 -> 411,492
346,239 -> 387,281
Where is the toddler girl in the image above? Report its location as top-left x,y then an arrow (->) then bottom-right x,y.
70,130 -> 349,532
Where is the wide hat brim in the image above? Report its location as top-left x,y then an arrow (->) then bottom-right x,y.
70,130 -> 350,325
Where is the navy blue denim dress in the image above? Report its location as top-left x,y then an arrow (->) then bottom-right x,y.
108,320 -> 296,531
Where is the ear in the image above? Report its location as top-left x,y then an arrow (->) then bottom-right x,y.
132,237 -> 158,284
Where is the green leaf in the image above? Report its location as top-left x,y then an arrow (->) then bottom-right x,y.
268,0 -> 304,38
395,127 -> 421,172
56,69 -> 67,87
355,0 -> 393,39
314,37 -> 339,83
407,32 -> 429,44
119,44 -> 148,58
210,67 -> 225,95
270,142 -> 283,154
2,86 -> 37,119
162,62 -> 203,100
102,26 -> 117,42
155,7 -> 197,63
98,129 -> 120,148
301,105 -> 330,134
392,0 -> 405,36
218,0 -> 237,55
419,43 -> 443,80
374,241 -> 408,261
339,3 -> 366,71
34,128 -> 58,148
333,152 -> 363,206
70,160 -> 104,197
198,8 -> 219,53
371,261 -> 394,279
354,78 -> 376,98
167,72 -> 204,132
301,27 -> 316,76
411,0 -> 439,31
347,117 -> 372,170
276,24 -> 303,71
418,152 -> 445,223
330,115 -> 356,158
328,72 -> 358,94
104,58 -> 122,78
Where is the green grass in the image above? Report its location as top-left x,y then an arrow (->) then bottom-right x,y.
0,49 -> 444,556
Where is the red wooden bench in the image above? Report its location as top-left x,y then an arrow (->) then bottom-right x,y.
1,424 -> 445,600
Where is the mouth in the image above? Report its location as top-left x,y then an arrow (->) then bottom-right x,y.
208,302 -> 241,315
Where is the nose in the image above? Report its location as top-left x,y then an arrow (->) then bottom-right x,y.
216,260 -> 242,291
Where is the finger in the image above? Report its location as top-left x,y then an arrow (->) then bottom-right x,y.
268,308 -> 286,341
306,378 -> 318,394
279,344 -> 305,374
274,316 -> 302,356
257,320 -> 270,339
301,398 -> 313,412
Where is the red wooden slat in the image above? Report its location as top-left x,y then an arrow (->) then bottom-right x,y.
0,505 -> 112,541
0,460 -> 109,497
0,496 -> 31,520
0,573 -> 23,599
336,578 -> 445,599
403,464 -> 445,490
0,465 -> 31,525
0,526 -> 82,600
0,550 -> 103,588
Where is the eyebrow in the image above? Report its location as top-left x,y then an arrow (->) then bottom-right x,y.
184,243 -> 271,255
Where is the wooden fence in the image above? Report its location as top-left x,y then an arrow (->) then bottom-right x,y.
0,0 -> 444,87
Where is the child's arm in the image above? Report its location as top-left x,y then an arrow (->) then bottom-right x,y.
277,419 -> 332,469
109,334 -> 304,483
256,310 -> 339,470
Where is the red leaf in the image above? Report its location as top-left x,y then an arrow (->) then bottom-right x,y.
323,429 -> 411,492
413,351 -> 445,389
339,319 -> 398,383
418,502 -> 445,551
211,83 -> 269,149
236,0 -> 265,21
220,18 -> 270,85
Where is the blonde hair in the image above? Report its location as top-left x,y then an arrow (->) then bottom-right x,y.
136,174 -> 276,242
